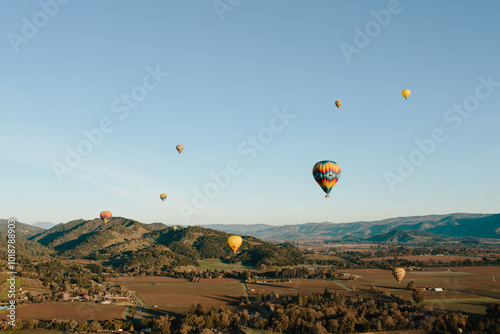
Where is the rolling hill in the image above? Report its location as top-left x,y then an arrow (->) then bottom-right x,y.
0,219 -> 45,238
19,217 -> 303,270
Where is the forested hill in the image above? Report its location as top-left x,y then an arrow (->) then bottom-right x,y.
8,217 -> 303,270
0,219 -> 45,238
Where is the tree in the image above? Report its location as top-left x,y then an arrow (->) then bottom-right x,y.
151,315 -> 171,333
412,289 -> 425,306
256,291 -> 263,303
323,287 -> 331,299
245,269 -> 252,280
407,280 -> 415,290
195,303 -> 205,316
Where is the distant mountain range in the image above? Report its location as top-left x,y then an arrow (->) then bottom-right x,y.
0,213 -> 497,270
203,213 -> 500,241
1,213 -> 499,248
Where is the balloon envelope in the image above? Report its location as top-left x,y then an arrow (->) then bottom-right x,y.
392,267 -> 406,283
100,211 -> 112,224
402,89 -> 411,100
312,161 -> 341,198
228,235 -> 242,254
176,145 -> 183,154
335,100 -> 342,108
160,193 -> 167,202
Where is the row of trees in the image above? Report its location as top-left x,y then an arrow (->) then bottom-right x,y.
5,294 -> 498,333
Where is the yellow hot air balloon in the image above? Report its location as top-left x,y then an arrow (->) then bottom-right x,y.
402,89 -> 411,100
335,100 -> 342,109
228,235 -> 242,254
160,193 -> 167,202
392,267 -> 406,283
100,211 -> 112,224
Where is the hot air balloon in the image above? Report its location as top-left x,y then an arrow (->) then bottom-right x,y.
335,100 -> 342,109
392,267 -> 406,283
100,211 -> 112,224
402,89 -> 411,100
160,193 -> 167,202
228,235 -> 242,254
312,161 -> 341,198
173,226 -> 177,231
176,145 -> 183,154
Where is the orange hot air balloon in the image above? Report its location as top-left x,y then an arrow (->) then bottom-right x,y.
100,211 -> 112,224
335,100 -> 342,109
176,145 -> 183,154
228,235 -> 242,254
392,267 -> 406,283
160,193 -> 167,202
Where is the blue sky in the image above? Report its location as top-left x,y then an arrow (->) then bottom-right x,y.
1,1 -> 499,226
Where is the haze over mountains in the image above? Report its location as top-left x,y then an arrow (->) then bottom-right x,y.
0,213 -> 498,273
32,222 -> 57,229
203,213 -> 500,240
1,213 -> 499,246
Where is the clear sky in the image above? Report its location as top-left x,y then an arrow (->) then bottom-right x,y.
1,1 -> 499,226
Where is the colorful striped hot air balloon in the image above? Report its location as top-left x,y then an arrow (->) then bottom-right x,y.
100,211 -> 112,224
335,100 -> 342,109
176,145 -> 183,154
402,89 -> 411,100
312,161 -> 341,198
228,235 -> 242,255
392,267 -> 406,283
160,193 -> 167,202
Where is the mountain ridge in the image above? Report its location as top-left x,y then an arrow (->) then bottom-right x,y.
202,213 -> 500,241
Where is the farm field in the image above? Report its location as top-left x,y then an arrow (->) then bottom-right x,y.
304,253 -> 343,261
177,258 -> 335,272
107,266 -> 500,316
12,302 -> 127,321
20,277 -> 44,289
246,279 -> 347,298
364,255 -> 485,262
108,276 -> 190,283
335,267 -> 500,314
111,277 -> 247,314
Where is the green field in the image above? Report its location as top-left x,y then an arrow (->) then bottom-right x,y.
422,297 -> 500,314
0,274 -> 21,299
332,267 -> 500,315
183,259 -> 256,271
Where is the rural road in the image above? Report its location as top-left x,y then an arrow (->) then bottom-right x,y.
130,294 -> 144,321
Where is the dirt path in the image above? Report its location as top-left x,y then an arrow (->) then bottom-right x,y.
332,280 -> 352,291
